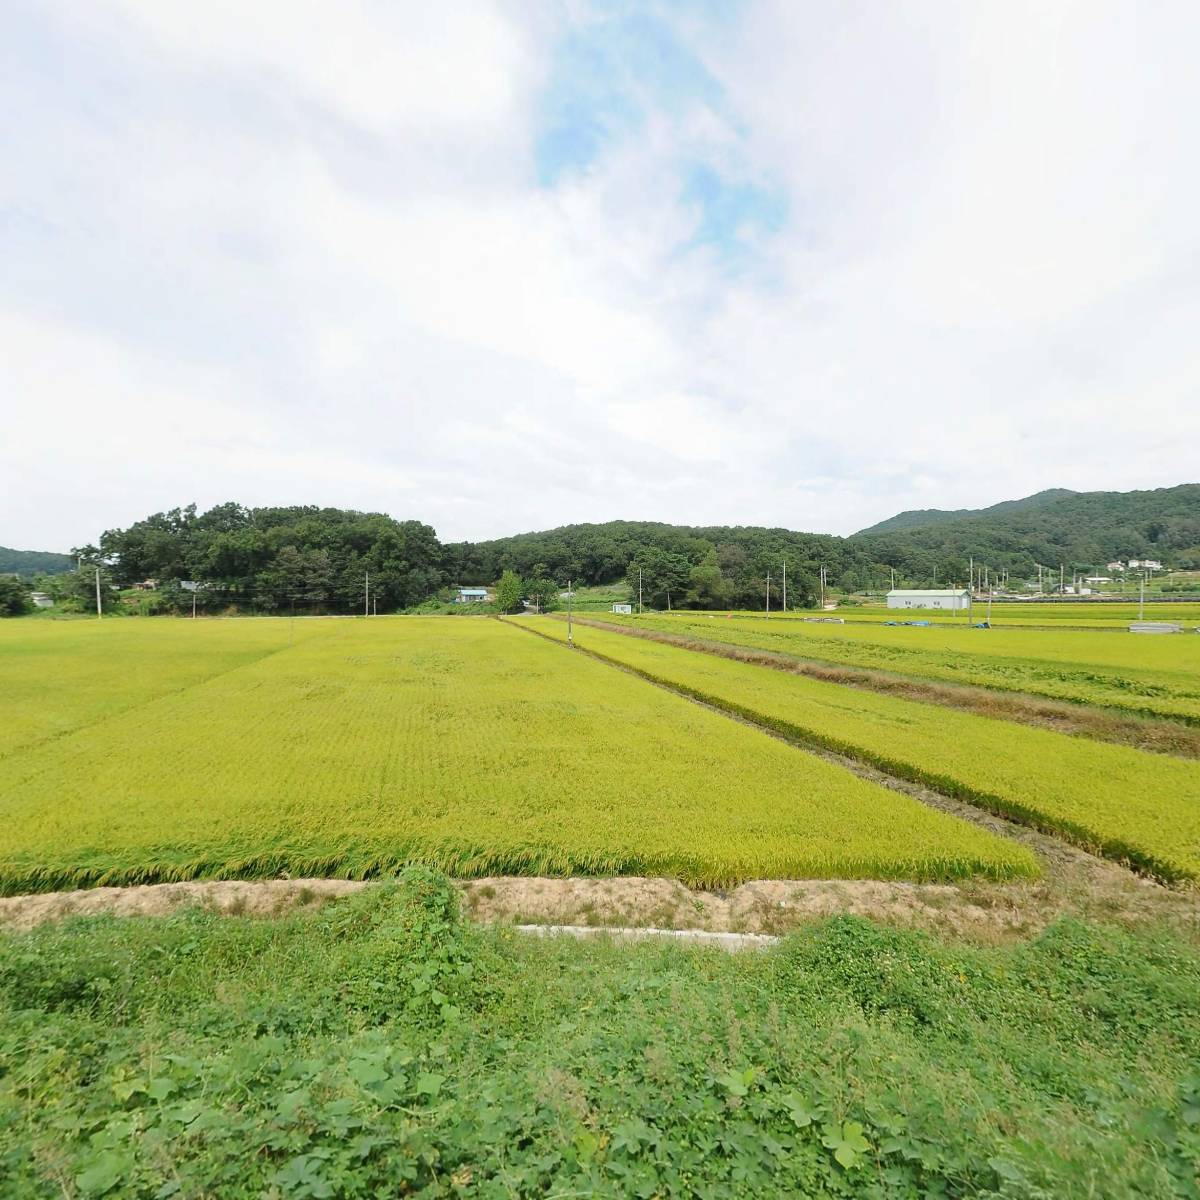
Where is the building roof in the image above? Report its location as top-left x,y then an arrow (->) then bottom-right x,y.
886,588 -> 970,596
458,586 -> 488,594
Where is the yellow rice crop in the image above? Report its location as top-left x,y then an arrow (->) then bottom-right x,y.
0,617 -> 1033,892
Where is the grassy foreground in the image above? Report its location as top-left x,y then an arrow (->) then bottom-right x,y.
0,618 -> 1031,891
523,617 -> 1200,881
2,871 -> 1198,1198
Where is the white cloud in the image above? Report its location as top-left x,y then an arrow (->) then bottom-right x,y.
2,0 -> 1198,551
101,0 -> 532,134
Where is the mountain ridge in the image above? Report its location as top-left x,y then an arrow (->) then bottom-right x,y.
853,488 -> 1077,537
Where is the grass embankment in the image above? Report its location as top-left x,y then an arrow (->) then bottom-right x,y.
596,611 -> 1200,723
523,617 -> 1200,881
2,871 -> 1198,1197
0,618 -> 1031,893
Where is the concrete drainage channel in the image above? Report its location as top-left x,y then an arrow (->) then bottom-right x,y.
515,924 -> 779,951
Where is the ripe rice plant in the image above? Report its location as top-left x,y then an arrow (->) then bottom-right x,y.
596,612 -> 1200,723
750,602 -> 1200,629
0,617 -> 316,760
0,617 -> 1033,893
522,616 -> 1200,881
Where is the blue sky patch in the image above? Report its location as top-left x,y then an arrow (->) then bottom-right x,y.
535,3 -> 726,185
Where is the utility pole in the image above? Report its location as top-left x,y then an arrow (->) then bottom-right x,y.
373,595 -> 377,617
1139,572 -> 1146,620
567,579 -> 574,646
638,566 -> 643,615
1059,564 -> 1064,594
782,561 -> 787,612
666,589 -> 671,613
364,572 -> 369,617
766,572 -> 771,618
192,590 -> 197,619
95,566 -> 102,619
969,556 -> 974,596
890,566 -> 896,591
819,565 -> 827,609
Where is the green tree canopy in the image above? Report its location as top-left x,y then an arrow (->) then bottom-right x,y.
494,570 -> 524,614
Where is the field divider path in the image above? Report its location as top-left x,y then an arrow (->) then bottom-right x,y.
554,615 -> 1200,758
500,618 -> 1104,869
593,612 -> 1200,726
507,616 -> 1200,884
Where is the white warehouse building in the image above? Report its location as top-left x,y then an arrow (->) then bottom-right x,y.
886,588 -> 971,611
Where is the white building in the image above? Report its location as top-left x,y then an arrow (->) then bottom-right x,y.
455,587 -> 490,603
611,602 -> 632,614
29,591 -> 53,608
1127,559 -> 1163,571
1106,561 -> 1125,572
886,588 -> 971,611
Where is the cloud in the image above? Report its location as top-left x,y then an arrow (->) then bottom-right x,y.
2,0 -> 1198,552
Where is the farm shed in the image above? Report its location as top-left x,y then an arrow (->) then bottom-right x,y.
612,602 -> 633,614
886,589 -> 971,612
455,587 -> 490,604
29,592 -> 53,608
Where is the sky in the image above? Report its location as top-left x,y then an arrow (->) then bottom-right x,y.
3,0 -> 1199,551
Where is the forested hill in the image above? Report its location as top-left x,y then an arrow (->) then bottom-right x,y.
449,483 -> 1200,599
853,483 -> 1200,576
854,488 -> 1076,536
443,520 -> 867,608
17,483 -> 1199,616
0,546 -> 73,577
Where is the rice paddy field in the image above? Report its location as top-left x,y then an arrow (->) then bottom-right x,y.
594,610 -> 1200,722
0,617 -> 1032,893
526,615 -> 1200,880
761,601 -> 1200,629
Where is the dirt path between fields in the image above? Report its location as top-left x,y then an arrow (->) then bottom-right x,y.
2,857 -> 1195,943
555,614 -> 1200,756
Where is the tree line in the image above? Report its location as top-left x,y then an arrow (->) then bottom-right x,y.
4,484 -> 1196,617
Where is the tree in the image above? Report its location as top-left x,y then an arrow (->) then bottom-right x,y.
526,577 -> 559,613
494,570 -> 524,613
625,548 -> 690,610
54,565 -> 115,613
0,576 -> 32,616
687,550 -> 730,609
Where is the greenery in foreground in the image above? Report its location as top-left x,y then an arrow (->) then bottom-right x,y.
2,870 -> 1199,1198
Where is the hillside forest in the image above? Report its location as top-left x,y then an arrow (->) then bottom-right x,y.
2,484 -> 1197,615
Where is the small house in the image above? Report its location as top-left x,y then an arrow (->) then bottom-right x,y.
612,602 -> 633,614
455,587 -> 490,604
29,591 -> 53,609
885,589 -> 971,611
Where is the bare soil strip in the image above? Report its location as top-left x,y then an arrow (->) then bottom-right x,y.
1,864 -> 1195,946
558,614 -> 1200,758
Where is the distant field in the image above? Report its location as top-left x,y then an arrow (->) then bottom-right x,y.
525,615 -> 1200,880
0,617 -> 1031,892
763,602 -> 1200,629
594,611 -> 1200,722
